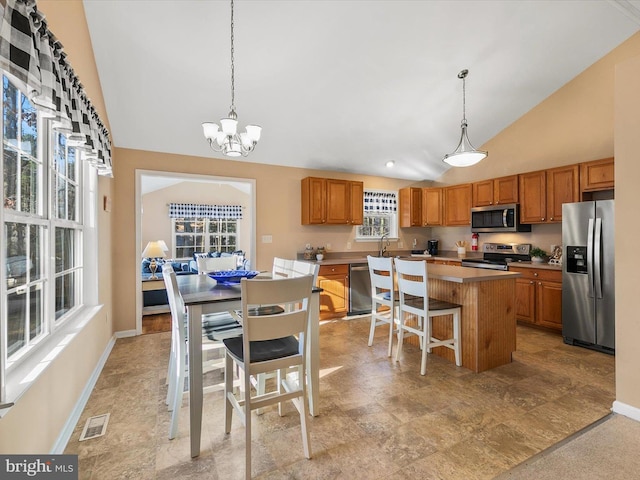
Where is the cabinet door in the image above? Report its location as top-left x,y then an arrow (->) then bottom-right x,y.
494,175 -> 519,205
444,184 -> 472,226
519,170 -> 546,223
422,187 -> 443,226
349,181 -> 364,225
326,179 -> 351,224
515,278 -> 536,324
580,157 -> 614,193
399,187 -> 422,227
472,180 -> 494,207
546,165 -> 579,223
536,280 -> 562,331
301,177 -> 326,224
317,265 -> 349,319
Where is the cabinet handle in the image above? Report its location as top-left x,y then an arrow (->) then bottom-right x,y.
550,217 -> 553,221
541,217 -> 545,221
539,282 -> 542,285
534,272 -> 538,277
529,281 -> 534,284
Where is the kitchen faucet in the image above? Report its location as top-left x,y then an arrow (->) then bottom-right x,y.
379,233 -> 390,257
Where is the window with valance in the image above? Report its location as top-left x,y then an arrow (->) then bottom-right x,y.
357,190 -> 398,240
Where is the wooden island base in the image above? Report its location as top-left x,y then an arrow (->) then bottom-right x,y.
403,264 -> 519,373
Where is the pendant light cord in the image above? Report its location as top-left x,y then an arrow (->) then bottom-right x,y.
459,69 -> 468,125
230,0 -> 235,112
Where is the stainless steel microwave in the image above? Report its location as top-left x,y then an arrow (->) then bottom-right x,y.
471,204 -> 531,233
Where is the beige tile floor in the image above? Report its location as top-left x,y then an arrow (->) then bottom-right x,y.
64,319 -> 615,479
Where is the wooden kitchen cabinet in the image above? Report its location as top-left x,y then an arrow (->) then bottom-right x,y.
580,157 -> 614,194
444,183 -> 472,226
422,187 -> 443,226
317,264 -> 349,320
301,177 -> 363,225
519,165 -> 579,224
472,175 -> 519,207
510,266 -> 562,331
399,187 -> 423,227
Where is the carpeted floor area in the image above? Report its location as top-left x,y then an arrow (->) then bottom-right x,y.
495,413 -> 640,479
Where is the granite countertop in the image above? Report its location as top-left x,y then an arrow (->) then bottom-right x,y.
305,251 -> 563,271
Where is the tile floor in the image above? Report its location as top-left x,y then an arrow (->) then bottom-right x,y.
64,319 -> 615,479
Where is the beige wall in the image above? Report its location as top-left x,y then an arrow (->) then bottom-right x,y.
113,147 -> 427,332
614,54 -> 640,410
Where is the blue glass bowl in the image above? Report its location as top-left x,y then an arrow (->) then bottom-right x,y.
207,270 -> 260,284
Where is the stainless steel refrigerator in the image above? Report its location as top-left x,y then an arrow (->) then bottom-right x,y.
562,200 -> 615,353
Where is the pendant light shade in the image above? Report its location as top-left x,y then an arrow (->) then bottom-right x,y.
443,69 -> 487,167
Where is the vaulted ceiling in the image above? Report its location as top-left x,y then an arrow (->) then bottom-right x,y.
83,0 -> 640,181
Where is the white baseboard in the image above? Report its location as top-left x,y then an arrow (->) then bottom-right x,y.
115,329 -> 138,338
50,335 -> 117,453
612,400 -> 640,422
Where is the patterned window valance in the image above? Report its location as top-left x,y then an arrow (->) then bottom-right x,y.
0,0 -> 112,176
363,191 -> 397,215
169,203 -> 243,220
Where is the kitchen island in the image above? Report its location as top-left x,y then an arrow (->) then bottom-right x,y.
417,263 -> 521,373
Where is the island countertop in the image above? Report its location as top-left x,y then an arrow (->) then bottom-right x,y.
425,263 -> 521,283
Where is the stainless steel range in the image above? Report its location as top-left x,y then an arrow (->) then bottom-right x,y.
461,243 -> 532,270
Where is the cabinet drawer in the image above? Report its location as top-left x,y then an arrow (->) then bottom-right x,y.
319,264 -> 349,276
510,266 -> 561,282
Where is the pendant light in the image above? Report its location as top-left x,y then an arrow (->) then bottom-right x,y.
202,0 -> 261,157
443,69 -> 487,167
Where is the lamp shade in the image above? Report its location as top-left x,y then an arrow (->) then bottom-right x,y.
142,241 -> 167,258
157,240 -> 169,253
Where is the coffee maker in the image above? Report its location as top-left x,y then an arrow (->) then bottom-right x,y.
427,240 -> 439,255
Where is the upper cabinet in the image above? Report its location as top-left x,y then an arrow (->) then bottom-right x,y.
422,187 -> 443,226
472,175 -> 518,207
519,165 -> 579,224
580,157 -> 614,194
301,177 -> 364,225
399,187 -> 423,227
444,183 -> 472,226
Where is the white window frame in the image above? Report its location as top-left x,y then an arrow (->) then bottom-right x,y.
355,189 -> 399,241
171,217 -> 239,260
0,74 -> 99,408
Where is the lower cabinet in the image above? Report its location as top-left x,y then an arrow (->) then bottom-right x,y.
510,266 -> 562,331
317,264 -> 349,320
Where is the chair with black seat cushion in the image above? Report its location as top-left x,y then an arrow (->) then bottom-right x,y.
223,275 -> 314,479
366,255 -> 398,357
393,258 -> 462,375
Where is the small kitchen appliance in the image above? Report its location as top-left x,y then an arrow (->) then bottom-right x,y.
460,243 -> 531,270
427,240 -> 439,255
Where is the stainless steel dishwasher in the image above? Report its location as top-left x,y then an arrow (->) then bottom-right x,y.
348,263 -> 371,315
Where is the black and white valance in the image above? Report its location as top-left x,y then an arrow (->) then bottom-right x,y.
169,203 -> 243,220
363,191 -> 397,215
0,0 -> 112,176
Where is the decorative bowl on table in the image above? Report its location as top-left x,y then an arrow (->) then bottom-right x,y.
207,270 -> 260,284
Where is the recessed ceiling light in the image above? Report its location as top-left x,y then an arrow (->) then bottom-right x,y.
386,160 -> 395,168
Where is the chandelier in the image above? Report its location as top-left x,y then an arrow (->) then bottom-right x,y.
443,69 -> 487,167
202,0 -> 261,157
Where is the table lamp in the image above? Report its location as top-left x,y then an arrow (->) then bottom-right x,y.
142,241 -> 167,279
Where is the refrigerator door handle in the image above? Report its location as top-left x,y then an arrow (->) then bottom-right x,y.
587,218 -> 595,298
594,217 -> 603,299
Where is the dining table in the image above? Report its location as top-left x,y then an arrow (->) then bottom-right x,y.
176,274 -> 321,458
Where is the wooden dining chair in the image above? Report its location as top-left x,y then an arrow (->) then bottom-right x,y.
393,258 -> 462,375
223,275 -> 314,479
163,266 -> 241,439
366,255 -> 398,357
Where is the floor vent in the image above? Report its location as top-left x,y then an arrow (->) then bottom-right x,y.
79,413 -> 110,441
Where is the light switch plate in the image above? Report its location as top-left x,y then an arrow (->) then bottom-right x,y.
262,235 -> 272,243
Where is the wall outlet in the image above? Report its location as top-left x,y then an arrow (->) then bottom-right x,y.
326,243 -> 331,250
261,235 -> 272,243
346,242 -> 351,250
398,241 -> 404,249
